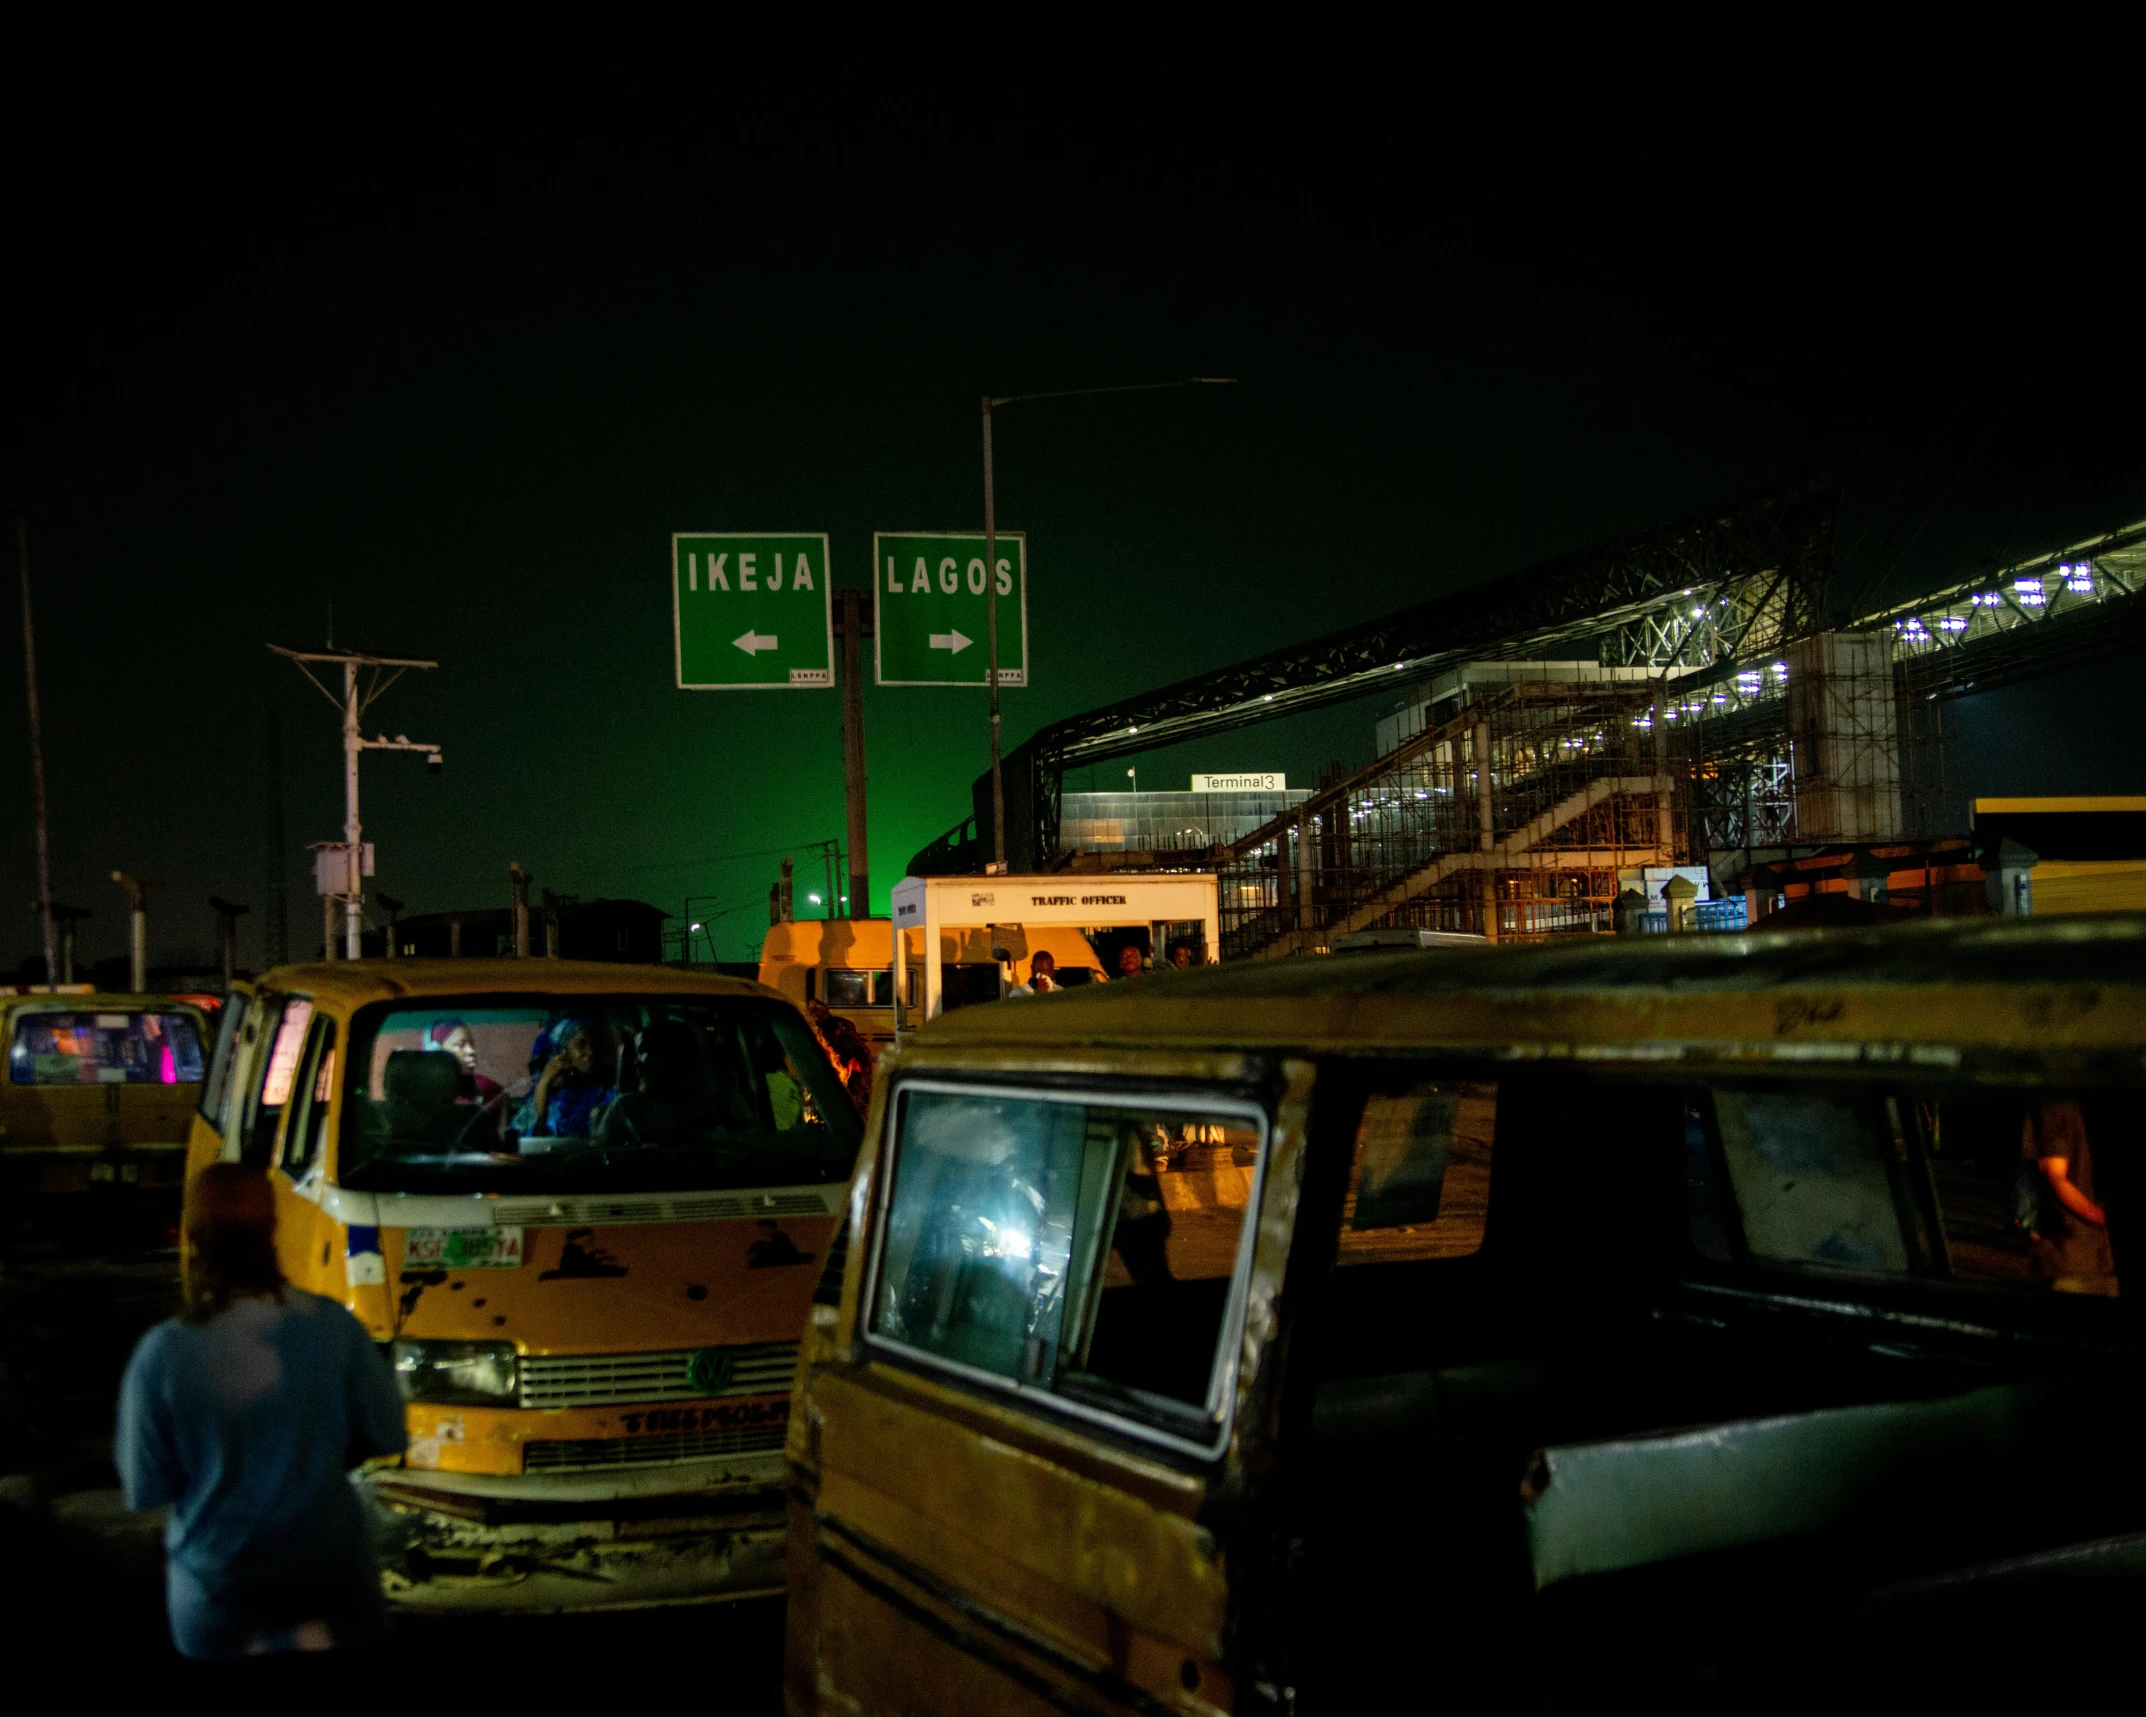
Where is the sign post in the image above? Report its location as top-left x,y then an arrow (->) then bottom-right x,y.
673,532 -> 834,690
872,532 -> 1028,688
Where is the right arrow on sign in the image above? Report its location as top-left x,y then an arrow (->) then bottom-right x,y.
929,629 -> 972,655
733,630 -> 779,656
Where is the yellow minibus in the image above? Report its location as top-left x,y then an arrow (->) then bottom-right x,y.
786,916 -> 2146,1709
186,958 -> 860,1610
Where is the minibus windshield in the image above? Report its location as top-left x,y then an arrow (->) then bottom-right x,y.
337,994 -> 860,1193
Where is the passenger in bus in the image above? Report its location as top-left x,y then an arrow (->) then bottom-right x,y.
426,1017 -> 502,1104
2022,1099 -> 2117,1295
805,999 -> 872,1107
520,1019 -> 616,1137
1111,1123 -> 1174,1284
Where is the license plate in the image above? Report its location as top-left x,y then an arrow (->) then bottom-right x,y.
403,1227 -> 525,1270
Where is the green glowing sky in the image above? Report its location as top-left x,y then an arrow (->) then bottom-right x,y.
6,67 -> 2144,970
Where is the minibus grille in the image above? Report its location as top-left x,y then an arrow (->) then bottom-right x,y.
522,1424 -> 788,1471
518,1341 -> 799,1409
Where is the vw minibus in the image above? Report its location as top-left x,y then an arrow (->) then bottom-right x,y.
787,917 -> 2145,1709
5,991 -> 209,1196
186,958 -> 860,1610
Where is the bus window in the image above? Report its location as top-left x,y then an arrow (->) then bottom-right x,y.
8,1010 -> 205,1087
823,969 -> 875,1008
199,994 -> 251,1126
1711,1087 -> 1911,1275
869,1082 -> 1267,1453
281,1017 -> 338,1179
241,998 -> 313,1167
1336,1081 -> 1496,1266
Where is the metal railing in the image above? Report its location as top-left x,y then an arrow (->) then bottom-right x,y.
1216,683 -> 1685,958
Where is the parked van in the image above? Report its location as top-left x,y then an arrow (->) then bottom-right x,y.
759,916 -> 1111,1055
786,918 -> 2145,1709
4,991 -> 210,1195
185,959 -> 860,1611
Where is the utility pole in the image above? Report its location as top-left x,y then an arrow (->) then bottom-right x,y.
50,903 -> 89,985
209,897 -> 249,993
265,711 -> 289,967
977,378 -> 1235,873
110,871 -> 153,993
377,893 -> 404,958
269,645 -> 443,959
510,864 -> 532,957
837,589 -> 872,917
18,518 -> 58,990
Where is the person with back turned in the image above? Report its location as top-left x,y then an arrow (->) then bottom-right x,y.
115,1163 -> 406,1659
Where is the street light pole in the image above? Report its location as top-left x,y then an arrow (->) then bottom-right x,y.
978,378 -> 1235,873
981,397 -> 1004,870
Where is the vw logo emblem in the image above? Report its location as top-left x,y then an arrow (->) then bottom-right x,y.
686,1348 -> 735,1394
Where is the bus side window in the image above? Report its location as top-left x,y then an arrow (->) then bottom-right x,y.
875,970 -> 895,1006
1336,1081 -> 1497,1265
242,997 -> 314,1169
199,995 -> 251,1127
825,969 -> 873,1008
805,967 -> 816,1003
280,1017 -> 338,1179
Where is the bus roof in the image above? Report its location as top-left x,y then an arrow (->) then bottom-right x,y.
243,959 -> 784,1010
913,915 -> 2146,1062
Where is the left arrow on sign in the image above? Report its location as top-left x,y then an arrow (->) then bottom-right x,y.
733,631 -> 779,656
929,629 -> 972,654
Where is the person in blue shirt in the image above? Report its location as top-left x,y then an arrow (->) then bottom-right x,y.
517,1017 -> 616,1138
115,1163 -> 405,1658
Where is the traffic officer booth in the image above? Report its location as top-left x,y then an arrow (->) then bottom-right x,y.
889,873 -> 1222,1032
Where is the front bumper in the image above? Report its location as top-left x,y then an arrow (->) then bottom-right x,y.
366,1455 -> 788,1612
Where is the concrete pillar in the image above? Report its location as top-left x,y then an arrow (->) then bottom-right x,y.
1474,721 -> 1494,853
1295,810 -> 1315,928
1981,838 -> 2036,918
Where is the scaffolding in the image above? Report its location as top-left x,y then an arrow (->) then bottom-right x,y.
1215,682 -> 1682,957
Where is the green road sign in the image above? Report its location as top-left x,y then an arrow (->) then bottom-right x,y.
873,532 -> 1028,687
672,532 -> 834,690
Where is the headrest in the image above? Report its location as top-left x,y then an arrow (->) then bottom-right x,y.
384,1048 -> 464,1107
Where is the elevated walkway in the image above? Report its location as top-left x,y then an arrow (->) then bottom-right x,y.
1216,683 -> 1683,958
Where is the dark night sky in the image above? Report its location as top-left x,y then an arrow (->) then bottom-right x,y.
6,39 -> 2144,968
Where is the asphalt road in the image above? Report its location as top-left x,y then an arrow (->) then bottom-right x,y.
0,1198 -> 787,1695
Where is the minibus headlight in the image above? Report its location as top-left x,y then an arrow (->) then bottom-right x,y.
393,1339 -> 519,1405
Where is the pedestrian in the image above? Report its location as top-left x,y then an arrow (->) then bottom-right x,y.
1028,950 -> 1058,992
115,1163 -> 405,1660
1168,941 -> 1196,969
1116,942 -> 1148,980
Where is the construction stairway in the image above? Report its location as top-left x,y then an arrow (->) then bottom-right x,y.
1215,683 -> 1684,959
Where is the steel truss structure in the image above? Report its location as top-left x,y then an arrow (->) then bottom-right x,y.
923,487 -> 2146,952
1209,682 -> 1682,957
1681,515 -> 2146,848
953,482 -> 1838,872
